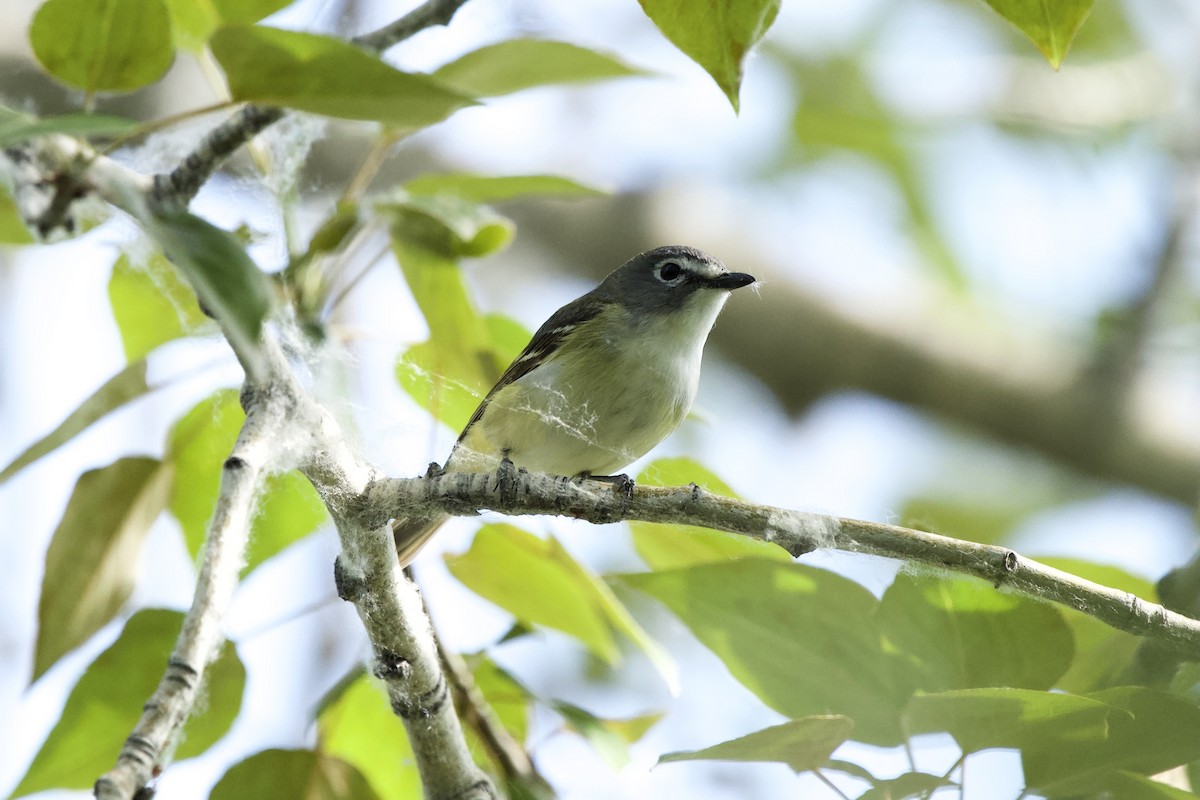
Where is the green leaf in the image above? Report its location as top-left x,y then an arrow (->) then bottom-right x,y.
448,524 -> 654,668
980,0 -> 1095,69
211,749 -> 380,800
163,0 -> 290,51
0,110 -> 139,148
166,390 -> 325,569
433,39 -> 644,98
1025,687 -> 1200,789
109,250 -> 208,362
162,0 -> 220,51
877,572 -> 1074,692
29,0 -> 175,93
1041,770 -> 1200,800
404,173 -> 605,203
554,702 -> 663,770
14,609 -> 244,796
317,672 -> 420,800
659,716 -> 853,772
900,495 -> 1032,545
167,390 -> 243,553
0,182 -> 34,244
212,0 -> 293,25
0,360 -> 153,485
467,654 -> 532,744
630,458 -> 791,568
856,772 -> 956,800
33,457 -> 173,680
211,26 -> 476,126
904,687 -> 1118,760
388,204 -> 521,430
146,208 -> 270,378
636,0 -> 780,111
386,199 -> 515,430
618,560 -> 916,746
446,524 -> 621,662
384,194 -> 515,259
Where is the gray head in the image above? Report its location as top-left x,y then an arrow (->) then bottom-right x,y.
596,245 -> 755,315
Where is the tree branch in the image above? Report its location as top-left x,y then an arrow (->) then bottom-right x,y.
2,125 -> 496,800
350,0 -> 473,54
152,0 -> 472,208
267,337 -> 495,799
95,376 -> 292,799
433,604 -> 552,796
367,467 -> 1200,659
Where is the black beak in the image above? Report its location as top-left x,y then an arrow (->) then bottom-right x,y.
708,272 -> 756,290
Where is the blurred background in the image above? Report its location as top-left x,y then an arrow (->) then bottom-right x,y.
2,0 -> 1199,797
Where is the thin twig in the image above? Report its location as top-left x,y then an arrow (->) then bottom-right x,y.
350,0 -> 472,53
433,619 -> 552,793
151,0 -> 472,209
813,768 -> 854,800
366,468 -> 1200,658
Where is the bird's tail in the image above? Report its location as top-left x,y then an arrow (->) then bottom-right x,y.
392,515 -> 449,567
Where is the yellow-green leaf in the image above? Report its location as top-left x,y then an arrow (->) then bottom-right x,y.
0,359 -> 153,485
211,749 -> 380,800
630,458 -> 789,568
618,559 -> 915,746
29,0 -> 175,93
659,716 -> 853,772
166,390 -> 325,569
109,250 -> 208,363
15,609 -> 244,796
403,173 -> 605,203
0,109 -> 138,148
211,26 -> 476,126
446,525 -> 676,693
317,672 -> 419,800
33,457 -> 174,680
980,0 -> 1095,69
433,39 -> 644,98
554,702 -> 663,770
636,0 -> 780,111
447,524 -> 622,663
878,572 -> 1074,692
0,182 -> 33,244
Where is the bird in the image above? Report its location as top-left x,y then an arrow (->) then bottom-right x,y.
393,245 -> 756,566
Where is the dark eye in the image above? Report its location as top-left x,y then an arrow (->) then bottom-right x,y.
658,261 -> 683,282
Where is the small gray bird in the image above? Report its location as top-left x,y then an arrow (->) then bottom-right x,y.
394,245 -> 755,565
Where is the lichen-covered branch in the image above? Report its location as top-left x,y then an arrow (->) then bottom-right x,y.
367,467 -> 1200,658
95,377 -> 292,800
267,338 -> 495,800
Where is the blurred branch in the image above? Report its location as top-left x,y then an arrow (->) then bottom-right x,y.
1086,161 -> 1197,411
368,466 -> 1200,658
512,196 -> 1200,505
151,0 -> 472,208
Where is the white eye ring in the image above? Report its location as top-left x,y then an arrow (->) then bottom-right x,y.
656,261 -> 686,284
